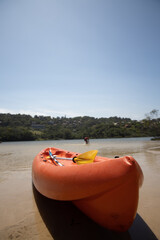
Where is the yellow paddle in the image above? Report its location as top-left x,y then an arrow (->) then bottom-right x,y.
73,150 -> 98,164
49,149 -> 98,165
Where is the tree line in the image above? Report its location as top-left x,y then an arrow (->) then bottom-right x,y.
0,110 -> 160,142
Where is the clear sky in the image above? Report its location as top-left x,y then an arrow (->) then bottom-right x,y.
0,0 -> 160,120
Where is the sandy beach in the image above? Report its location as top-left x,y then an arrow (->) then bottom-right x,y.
0,138 -> 160,240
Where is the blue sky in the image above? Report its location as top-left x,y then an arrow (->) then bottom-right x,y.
0,0 -> 160,120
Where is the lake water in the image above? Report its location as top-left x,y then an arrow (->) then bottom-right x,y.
0,138 -> 160,240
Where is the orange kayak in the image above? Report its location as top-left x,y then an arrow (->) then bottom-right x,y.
32,147 -> 143,232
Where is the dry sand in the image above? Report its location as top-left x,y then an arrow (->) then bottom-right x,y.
0,139 -> 160,240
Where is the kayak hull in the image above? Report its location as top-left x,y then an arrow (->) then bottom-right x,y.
32,147 -> 143,232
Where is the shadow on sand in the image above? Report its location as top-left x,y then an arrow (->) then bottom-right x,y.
32,184 -> 158,240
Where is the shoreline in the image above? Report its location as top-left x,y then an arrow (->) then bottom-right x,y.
0,136 -> 153,143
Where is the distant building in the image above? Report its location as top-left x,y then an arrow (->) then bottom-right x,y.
31,123 -> 45,130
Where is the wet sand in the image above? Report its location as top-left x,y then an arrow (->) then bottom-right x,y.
0,138 -> 160,239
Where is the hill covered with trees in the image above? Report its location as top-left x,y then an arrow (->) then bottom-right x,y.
0,111 -> 160,142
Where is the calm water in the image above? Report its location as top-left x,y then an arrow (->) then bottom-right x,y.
0,138 -> 160,239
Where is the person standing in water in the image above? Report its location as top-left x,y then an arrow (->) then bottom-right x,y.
84,137 -> 89,144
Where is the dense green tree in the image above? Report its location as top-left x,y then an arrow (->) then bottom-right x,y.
0,112 -> 160,141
